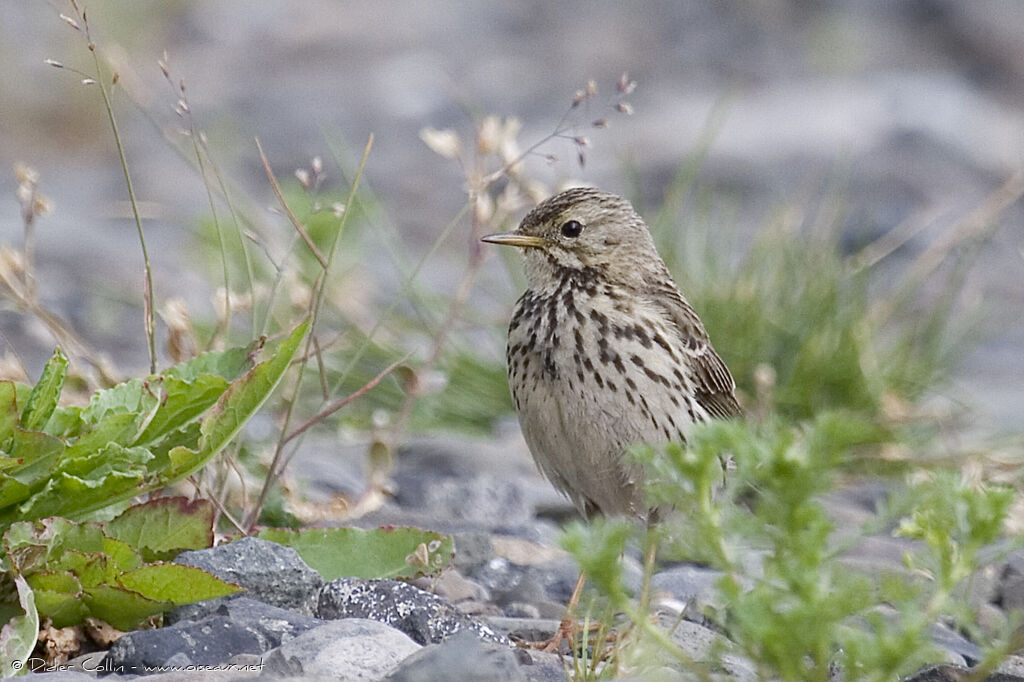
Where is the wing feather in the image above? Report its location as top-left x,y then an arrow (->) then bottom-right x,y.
644,280 -> 743,419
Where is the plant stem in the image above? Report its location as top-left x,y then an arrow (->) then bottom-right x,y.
84,30 -> 157,373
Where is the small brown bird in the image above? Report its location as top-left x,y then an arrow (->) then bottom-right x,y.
482,187 -> 741,522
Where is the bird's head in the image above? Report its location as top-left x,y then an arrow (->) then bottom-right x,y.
482,187 -> 664,291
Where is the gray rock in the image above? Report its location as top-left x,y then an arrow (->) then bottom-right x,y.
262,618 -> 420,681
485,616 -> 559,644
663,618 -> 758,682
394,472 -> 532,529
651,564 -> 722,603
929,621 -> 981,666
452,531 -> 495,574
502,602 -> 541,619
515,650 -> 569,682
173,537 -> 323,615
998,550 -> 1024,611
104,615 -> 269,671
384,629 -> 524,682
103,598 -> 322,672
318,578 -> 510,647
411,569 -> 489,604
66,651 -> 108,674
900,660 -> 1024,682
997,655 -> 1024,677
172,596 -> 321,639
469,555 -> 579,608
901,663 -> 970,681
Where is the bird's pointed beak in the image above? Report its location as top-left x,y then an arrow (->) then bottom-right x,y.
480,232 -> 546,248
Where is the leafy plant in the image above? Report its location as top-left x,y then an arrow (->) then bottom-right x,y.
0,498 -> 238,633
0,321 -> 307,532
563,418 -> 1018,680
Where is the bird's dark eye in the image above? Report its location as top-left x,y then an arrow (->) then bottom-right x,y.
560,220 -> 583,238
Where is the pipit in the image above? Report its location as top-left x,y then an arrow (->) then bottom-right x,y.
482,187 -> 742,650
483,186 -> 741,521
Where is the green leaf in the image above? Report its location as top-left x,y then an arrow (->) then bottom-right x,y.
3,517 -> 105,574
167,320 -> 308,480
3,456 -> 150,528
59,552 -> 114,589
13,474 -> 138,526
82,584 -> 171,631
147,422 -> 201,466
27,570 -> 81,593
44,405 -> 84,440
6,428 -> 64,487
0,381 -> 19,445
82,378 -> 159,428
0,475 -> 29,510
26,571 -> 86,628
105,497 -> 214,562
54,442 -> 153,482
0,575 -> 37,677
62,413 -> 141,462
101,536 -> 143,572
163,344 -> 257,383
255,526 -> 454,580
133,374 -> 229,447
117,563 -> 241,605
20,348 -> 68,431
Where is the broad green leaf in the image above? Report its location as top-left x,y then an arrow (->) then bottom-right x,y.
168,320 -> 308,480
62,413 -> 141,461
32,590 -> 87,629
6,428 -> 64,487
0,575 -> 37,677
26,571 -> 86,628
3,467 -> 147,528
82,378 -> 159,428
133,374 -> 229,447
0,475 -> 29,510
0,381 -> 19,445
82,584 -> 170,631
55,551 -> 112,589
54,442 -> 153,481
147,422 -> 201,467
44,405 -> 84,440
3,518 -> 104,574
106,497 -> 215,562
163,344 -> 258,383
102,536 -> 143,572
26,570 -> 80,593
20,348 -> 67,431
256,526 -> 455,580
117,563 -> 241,605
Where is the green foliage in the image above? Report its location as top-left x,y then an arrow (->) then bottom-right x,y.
319,335 -> 512,435
566,418 -> 1017,681
0,499 -> 238,632
105,497 -> 215,563
256,526 -> 454,580
649,191 -> 978,424
0,321 -> 307,532
0,575 -> 36,677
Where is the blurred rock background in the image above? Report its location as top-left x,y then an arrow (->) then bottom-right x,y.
0,0 -> 1021,431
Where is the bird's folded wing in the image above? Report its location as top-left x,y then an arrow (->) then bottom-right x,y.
644,282 -> 743,420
